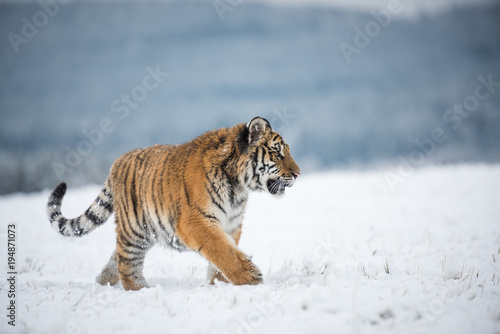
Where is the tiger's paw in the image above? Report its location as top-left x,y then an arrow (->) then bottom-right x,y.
229,256 -> 263,286
96,270 -> 120,286
120,274 -> 150,291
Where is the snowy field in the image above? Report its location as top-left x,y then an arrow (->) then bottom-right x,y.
1,164 -> 500,334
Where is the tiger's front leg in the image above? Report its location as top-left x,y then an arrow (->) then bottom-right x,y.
178,216 -> 263,286
207,225 -> 243,285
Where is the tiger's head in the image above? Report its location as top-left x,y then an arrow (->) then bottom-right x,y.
241,117 -> 301,196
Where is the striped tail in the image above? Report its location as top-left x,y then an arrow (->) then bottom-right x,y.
47,179 -> 114,237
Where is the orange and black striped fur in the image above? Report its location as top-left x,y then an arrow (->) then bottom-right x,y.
47,117 -> 300,290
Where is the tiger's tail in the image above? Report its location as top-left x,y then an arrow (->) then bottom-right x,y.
47,179 -> 114,237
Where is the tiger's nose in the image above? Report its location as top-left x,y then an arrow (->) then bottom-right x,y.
291,172 -> 300,179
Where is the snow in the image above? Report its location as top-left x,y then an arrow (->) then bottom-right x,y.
1,164 -> 500,333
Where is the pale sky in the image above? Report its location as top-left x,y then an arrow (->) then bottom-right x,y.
247,0 -> 498,17
1,0 -> 496,15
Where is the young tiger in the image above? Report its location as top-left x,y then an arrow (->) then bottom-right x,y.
47,117 -> 300,290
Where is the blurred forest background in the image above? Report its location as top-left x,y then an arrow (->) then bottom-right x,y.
0,0 -> 499,194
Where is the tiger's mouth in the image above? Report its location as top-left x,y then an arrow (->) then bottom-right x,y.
267,179 -> 291,195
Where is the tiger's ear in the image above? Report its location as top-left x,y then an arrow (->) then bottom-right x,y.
247,117 -> 272,145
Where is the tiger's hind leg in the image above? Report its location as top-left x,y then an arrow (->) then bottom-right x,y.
115,225 -> 152,291
96,250 -> 120,286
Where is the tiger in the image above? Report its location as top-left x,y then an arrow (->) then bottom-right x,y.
47,117 -> 300,291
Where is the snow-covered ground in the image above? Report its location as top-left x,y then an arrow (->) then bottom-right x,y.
1,164 -> 499,334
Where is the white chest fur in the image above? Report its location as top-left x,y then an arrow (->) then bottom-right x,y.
210,190 -> 248,234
